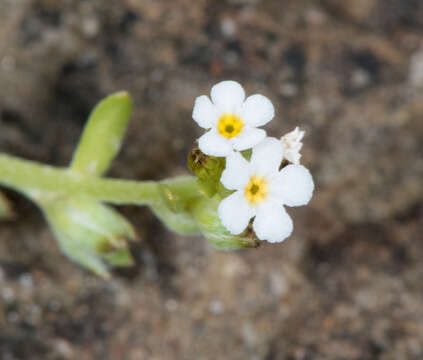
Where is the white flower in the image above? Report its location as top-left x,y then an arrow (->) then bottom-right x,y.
218,137 -> 314,243
280,127 -> 305,165
192,80 -> 275,157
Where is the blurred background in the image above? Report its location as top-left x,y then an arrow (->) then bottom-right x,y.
0,0 -> 423,359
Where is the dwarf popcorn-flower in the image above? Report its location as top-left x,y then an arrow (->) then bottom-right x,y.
218,137 -> 314,243
0,84 -> 316,276
192,81 -> 275,157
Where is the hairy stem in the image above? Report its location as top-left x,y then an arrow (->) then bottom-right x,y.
0,153 -> 199,207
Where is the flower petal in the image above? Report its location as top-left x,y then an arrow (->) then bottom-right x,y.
281,127 -> 305,165
271,165 -> 314,207
250,137 -> 284,176
220,152 -> 251,190
192,95 -> 218,129
283,149 -> 302,165
239,94 -> 275,127
218,191 -> 255,235
211,80 -> 245,113
231,127 -> 266,151
253,203 -> 293,243
198,129 -> 233,157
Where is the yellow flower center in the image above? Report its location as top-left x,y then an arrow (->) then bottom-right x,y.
245,176 -> 268,205
217,114 -> 244,139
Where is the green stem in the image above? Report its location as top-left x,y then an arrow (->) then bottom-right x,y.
0,153 -> 199,206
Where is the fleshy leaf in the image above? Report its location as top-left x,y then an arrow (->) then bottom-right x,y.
103,248 -> 134,267
151,203 -> 200,236
151,177 -> 202,235
58,235 -> 111,278
70,91 -> 132,176
41,196 -> 136,277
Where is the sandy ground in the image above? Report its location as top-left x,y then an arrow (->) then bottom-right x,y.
0,0 -> 423,359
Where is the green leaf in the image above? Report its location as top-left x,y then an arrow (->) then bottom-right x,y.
42,196 -> 136,277
152,177 -> 203,235
58,235 -> 111,278
151,203 -> 200,236
70,91 -> 132,176
103,248 -> 134,267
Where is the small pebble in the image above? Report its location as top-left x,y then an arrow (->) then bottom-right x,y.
209,300 -> 224,314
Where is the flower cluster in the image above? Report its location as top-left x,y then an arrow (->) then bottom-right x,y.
192,80 -> 314,243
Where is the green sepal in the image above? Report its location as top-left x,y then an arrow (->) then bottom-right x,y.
216,182 -> 234,199
241,149 -> 252,161
70,91 -> 132,176
191,196 -> 259,250
188,145 -> 226,197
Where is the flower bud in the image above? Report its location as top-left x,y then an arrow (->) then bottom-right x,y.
188,143 -> 226,197
42,196 -> 136,277
280,127 -> 305,165
190,196 -> 259,250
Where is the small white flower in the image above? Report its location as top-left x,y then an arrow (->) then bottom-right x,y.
280,127 -> 305,165
218,137 -> 314,243
192,80 -> 275,157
